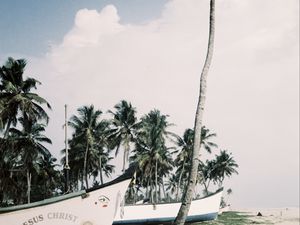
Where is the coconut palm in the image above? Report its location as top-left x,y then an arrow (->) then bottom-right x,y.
0,137 -> 22,205
8,117 -> 52,203
61,138 -> 85,191
199,159 -> 217,193
199,150 -> 238,194
165,174 -> 178,198
175,0 -> 216,224
93,119 -> 115,184
67,105 -> 102,189
131,109 -> 174,203
200,126 -> 218,153
108,100 -> 139,172
89,148 -> 114,185
174,129 -> 193,200
174,127 -> 217,200
29,156 -> 62,202
214,150 -> 239,187
0,57 -> 51,136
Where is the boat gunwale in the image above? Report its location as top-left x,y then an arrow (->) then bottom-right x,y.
0,167 -> 134,214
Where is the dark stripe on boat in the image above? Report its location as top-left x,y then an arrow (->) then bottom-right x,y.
113,212 -> 218,225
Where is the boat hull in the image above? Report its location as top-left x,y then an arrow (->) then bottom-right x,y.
113,189 -> 223,225
0,178 -> 131,225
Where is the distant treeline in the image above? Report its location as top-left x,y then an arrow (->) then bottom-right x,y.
0,57 -> 238,206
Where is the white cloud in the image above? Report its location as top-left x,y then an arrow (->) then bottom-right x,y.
27,0 -> 299,207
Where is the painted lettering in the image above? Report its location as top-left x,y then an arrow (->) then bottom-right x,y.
47,212 -> 78,222
22,214 -> 43,225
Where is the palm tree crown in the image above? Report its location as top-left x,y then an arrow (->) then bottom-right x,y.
108,100 -> 139,172
0,57 -> 51,135
68,105 -> 103,189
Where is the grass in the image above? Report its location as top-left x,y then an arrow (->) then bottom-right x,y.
191,211 -> 273,225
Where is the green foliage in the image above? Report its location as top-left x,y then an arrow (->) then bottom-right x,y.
129,109 -> 175,203
194,212 -> 269,225
0,57 -> 59,205
200,150 -> 239,190
108,100 -> 139,171
0,57 -> 240,206
0,57 -> 51,135
64,105 -> 114,190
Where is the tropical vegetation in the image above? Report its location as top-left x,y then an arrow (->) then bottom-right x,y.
0,57 -> 238,210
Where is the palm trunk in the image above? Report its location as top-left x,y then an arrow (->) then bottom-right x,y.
83,143 -> 89,189
146,183 -> 149,199
99,155 -> 103,185
80,171 -> 84,190
162,182 -> 166,200
176,161 -> 186,201
26,169 -> 31,204
3,119 -> 12,138
155,159 -> 158,204
203,180 -> 209,194
174,1 -> 215,224
122,141 -> 130,172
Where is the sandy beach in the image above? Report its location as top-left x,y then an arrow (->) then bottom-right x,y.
235,207 -> 300,225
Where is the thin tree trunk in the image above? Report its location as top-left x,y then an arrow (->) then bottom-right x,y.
176,160 -> 186,201
77,172 -> 80,191
174,1 -> 215,224
26,169 -> 31,204
122,141 -> 130,172
3,119 -> 12,138
146,183 -> 149,199
155,159 -> 158,204
99,155 -> 103,185
203,180 -> 209,194
83,143 -> 89,189
162,182 -> 166,200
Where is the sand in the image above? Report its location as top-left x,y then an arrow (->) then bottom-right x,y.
236,207 -> 300,225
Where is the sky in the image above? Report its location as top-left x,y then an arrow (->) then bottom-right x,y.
0,0 -> 299,208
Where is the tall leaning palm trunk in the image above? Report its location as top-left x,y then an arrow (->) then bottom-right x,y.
174,1 -> 215,224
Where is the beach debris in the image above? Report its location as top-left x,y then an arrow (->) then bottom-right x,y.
257,212 -> 263,216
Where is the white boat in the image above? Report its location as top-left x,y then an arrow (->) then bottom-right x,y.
113,188 -> 223,224
0,171 -> 133,225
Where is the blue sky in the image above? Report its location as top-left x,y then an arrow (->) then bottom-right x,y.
0,0 -> 167,56
0,0 -> 299,208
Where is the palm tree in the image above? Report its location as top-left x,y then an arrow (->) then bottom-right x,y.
108,100 -> 139,172
131,109 -> 174,203
67,105 -> 102,189
89,148 -> 114,185
199,159 -> 217,193
200,126 -> 217,153
61,139 -> 84,191
174,127 -> 217,200
165,174 -> 178,197
174,129 -> 193,200
93,119 -> 115,184
214,150 -> 239,187
0,137 -> 22,205
175,0 -> 216,224
199,150 -> 238,193
30,156 -> 62,202
0,57 -> 51,136
8,117 -> 52,203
